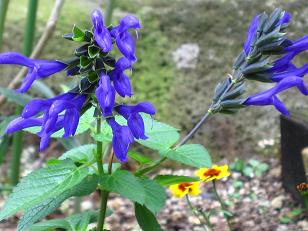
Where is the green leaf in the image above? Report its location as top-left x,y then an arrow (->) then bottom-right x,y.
0,160 -> 89,221
72,24 -> 85,42
59,144 -> 96,163
18,175 -> 98,231
88,45 -> 100,58
99,170 -> 145,205
161,144 -> 212,168
137,114 -> 180,151
128,151 -> 153,165
135,203 -> 163,231
0,86 -> 32,106
279,216 -> 292,224
154,175 -> 199,186
243,166 -> 254,178
80,55 -> 91,68
30,210 -> 111,231
87,71 -> 99,83
138,178 -> 166,214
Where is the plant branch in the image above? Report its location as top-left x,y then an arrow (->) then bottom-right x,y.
212,180 -> 232,231
97,148 -> 114,231
0,0 -> 65,105
137,77 -> 237,176
185,195 -> 208,231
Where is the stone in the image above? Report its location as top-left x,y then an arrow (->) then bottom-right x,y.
172,43 -> 200,69
270,195 -> 286,209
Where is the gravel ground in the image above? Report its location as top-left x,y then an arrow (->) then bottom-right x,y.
104,158 -> 307,231
0,158 -> 307,230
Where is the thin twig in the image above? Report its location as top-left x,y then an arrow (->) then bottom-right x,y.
0,0 -> 65,105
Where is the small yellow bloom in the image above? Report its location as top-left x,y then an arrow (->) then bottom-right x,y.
195,165 -> 230,182
169,182 -> 201,198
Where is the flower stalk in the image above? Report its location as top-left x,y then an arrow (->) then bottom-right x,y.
185,195 -> 207,231
0,0 -> 9,50
212,180 -> 232,231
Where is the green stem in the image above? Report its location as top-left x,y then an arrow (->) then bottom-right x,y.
97,126 -> 114,230
185,195 -> 207,231
10,0 -> 38,186
23,0 -> 38,56
74,197 -> 82,213
212,180 -> 232,231
138,77 -> 237,176
96,117 -> 104,175
0,0 -> 9,50
303,194 -> 308,214
198,209 -> 214,231
136,111 -> 212,176
97,189 -> 109,231
104,0 -> 116,26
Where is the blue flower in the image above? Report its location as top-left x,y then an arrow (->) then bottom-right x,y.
107,118 -> 134,162
91,9 -> 112,52
0,52 -> 67,92
276,11 -> 291,26
111,15 -> 141,62
6,93 -> 86,150
95,73 -> 115,117
244,76 -> 308,115
110,57 -> 133,97
243,14 -> 259,56
271,64 -> 308,82
284,35 -> 308,54
116,101 -> 156,139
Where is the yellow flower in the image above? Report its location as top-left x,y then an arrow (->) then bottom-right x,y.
169,182 -> 201,198
195,165 -> 230,182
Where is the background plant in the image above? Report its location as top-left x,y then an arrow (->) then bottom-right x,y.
0,5 -> 307,231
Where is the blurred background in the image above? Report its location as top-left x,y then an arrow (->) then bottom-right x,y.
0,0 -> 307,230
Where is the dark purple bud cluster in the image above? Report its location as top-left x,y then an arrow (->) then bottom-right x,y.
210,8 -> 308,116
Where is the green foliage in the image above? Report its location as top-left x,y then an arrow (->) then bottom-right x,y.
154,175 -> 199,186
230,158 -> 269,178
99,170 -> 166,214
138,178 -> 166,214
161,144 -> 212,168
29,210 -> 111,231
18,175 -> 98,231
128,151 -> 154,165
59,144 -> 96,163
0,160 -> 89,221
135,203 -> 163,231
279,208 -> 303,224
0,86 -> 31,106
137,114 -> 180,152
100,170 -> 145,205
72,24 -> 85,42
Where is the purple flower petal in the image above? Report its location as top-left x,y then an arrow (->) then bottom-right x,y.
96,74 -> 115,116
115,31 -> 137,62
6,117 -> 42,134
243,15 -> 259,56
271,64 -> 308,82
0,52 -> 33,67
91,9 -> 112,52
244,76 -> 308,115
107,118 -> 134,162
127,113 -> 147,139
276,11 -> 291,26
